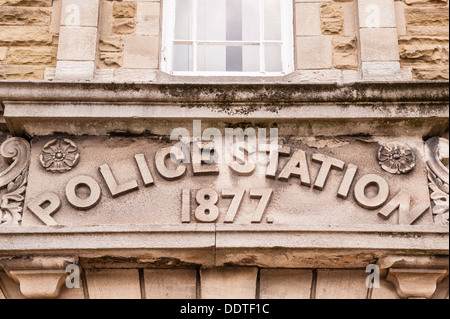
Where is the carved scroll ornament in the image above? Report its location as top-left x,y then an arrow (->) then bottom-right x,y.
425,137 -> 449,226
0,137 -> 31,226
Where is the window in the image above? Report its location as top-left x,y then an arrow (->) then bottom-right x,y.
162,0 -> 294,76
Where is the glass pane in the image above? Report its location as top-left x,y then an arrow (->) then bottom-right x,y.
226,46 -> 243,71
198,45 -> 226,71
175,0 -> 193,40
226,0 -> 242,41
173,44 -> 192,71
197,0 -> 226,41
243,45 -> 260,72
242,0 -> 260,41
265,45 -> 282,72
264,0 -> 281,40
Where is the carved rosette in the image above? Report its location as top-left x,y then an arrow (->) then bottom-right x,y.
0,137 -> 31,226
425,137 -> 449,226
378,142 -> 416,175
40,139 -> 80,173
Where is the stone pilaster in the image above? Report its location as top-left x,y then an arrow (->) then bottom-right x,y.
356,0 -> 402,80
54,0 -> 100,81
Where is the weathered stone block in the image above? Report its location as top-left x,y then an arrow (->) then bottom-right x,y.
144,269 -> 197,299
57,26 -> 98,61
405,7 -> 449,26
395,1 -> 407,36
200,268 -> 257,299
358,0 -> 396,28
0,7 -> 52,25
7,46 -> 57,65
406,26 -> 450,37
54,60 -> 95,80
400,44 -> 445,64
123,35 -> 159,69
404,0 -> 448,6
136,1 -> 160,36
412,66 -> 449,80
371,280 -> 401,299
360,28 -> 399,62
320,1 -> 343,34
99,0 -> 113,36
0,26 -> 53,45
362,61 -> 402,80
99,36 -> 124,52
113,18 -> 136,35
113,1 -> 137,19
295,3 -> 321,36
342,1 -> 357,36
99,52 -> 123,68
332,36 -> 359,69
296,36 -> 333,69
0,65 -> 44,80
60,0 -> 100,27
316,270 -> 369,299
0,47 -> 7,62
0,0 -> 52,5
259,269 -> 313,299
43,67 -> 56,80
50,0 -> 62,34
85,269 -> 141,299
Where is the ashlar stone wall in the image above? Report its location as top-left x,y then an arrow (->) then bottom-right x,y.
396,0 -> 449,80
0,0 -> 59,80
97,0 -> 161,81
0,0 -> 448,81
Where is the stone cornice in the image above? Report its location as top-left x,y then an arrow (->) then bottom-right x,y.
0,81 -> 448,136
0,81 -> 448,104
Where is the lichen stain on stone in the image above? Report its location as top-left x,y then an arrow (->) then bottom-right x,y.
101,82 -> 142,93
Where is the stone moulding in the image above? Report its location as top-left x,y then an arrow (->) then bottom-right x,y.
0,137 -> 31,226
0,81 -> 448,137
0,225 -> 447,268
0,81 -> 448,103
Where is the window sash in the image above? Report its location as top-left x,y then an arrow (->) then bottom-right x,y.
162,0 -> 294,76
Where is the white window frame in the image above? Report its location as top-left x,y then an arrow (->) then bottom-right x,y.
161,0 -> 294,76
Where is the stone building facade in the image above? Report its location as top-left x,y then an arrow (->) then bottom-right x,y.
0,0 -> 448,300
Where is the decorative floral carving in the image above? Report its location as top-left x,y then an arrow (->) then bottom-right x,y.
0,137 -> 31,226
425,137 -> 449,226
1,170 -> 27,226
40,139 -> 80,173
378,142 -> 416,175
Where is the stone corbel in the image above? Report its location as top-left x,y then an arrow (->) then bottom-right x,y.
378,256 -> 449,299
0,256 -> 77,299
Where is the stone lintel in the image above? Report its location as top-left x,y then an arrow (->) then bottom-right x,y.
0,225 -> 447,269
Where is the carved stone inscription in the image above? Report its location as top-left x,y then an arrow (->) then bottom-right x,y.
21,136 -> 437,227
